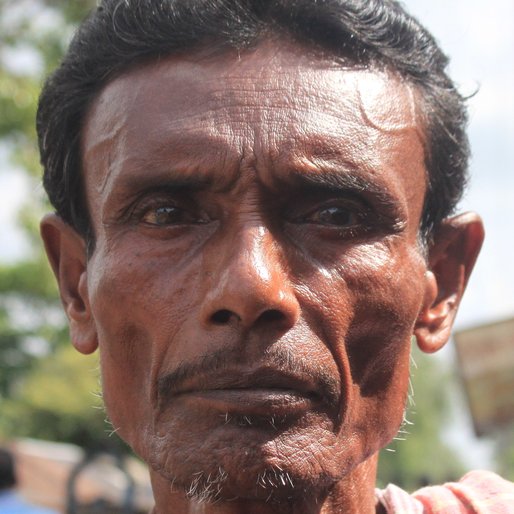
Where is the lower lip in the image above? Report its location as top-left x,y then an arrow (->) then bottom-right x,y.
177,388 -> 317,417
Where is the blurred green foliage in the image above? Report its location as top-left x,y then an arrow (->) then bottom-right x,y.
0,0 -> 114,451
0,345 -> 108,450
377,346 -> 466,490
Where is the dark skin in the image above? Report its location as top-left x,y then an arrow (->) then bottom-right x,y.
41,40 -> 484,513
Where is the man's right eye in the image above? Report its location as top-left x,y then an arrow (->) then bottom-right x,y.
127,196 -> 210,227
301,204 -> 361,228
141,205 -> 194,226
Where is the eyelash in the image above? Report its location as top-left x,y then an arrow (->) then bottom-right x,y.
126,197 -> 200,226
286,198 -> 374,231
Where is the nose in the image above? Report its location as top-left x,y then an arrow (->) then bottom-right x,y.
200,225 -> 300,331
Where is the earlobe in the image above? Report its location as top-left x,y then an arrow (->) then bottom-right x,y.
415,269 -> 446,353
40,213 -> 98,355
414,212 -> 484,354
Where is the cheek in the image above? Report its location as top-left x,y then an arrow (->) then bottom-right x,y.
345,244 -> 426,437
303,241 -> 426,379
87,252 -> 154,449
86,242 -> 202,451
301,241 -> 426,448
88,239 -> 202,357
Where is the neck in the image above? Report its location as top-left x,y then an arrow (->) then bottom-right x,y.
149,456 -> 379,514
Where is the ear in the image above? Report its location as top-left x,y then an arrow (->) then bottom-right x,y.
40,213 -> 98,354
414,212 -> 484,353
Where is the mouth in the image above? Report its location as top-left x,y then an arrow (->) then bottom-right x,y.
183,388 -> 317,419
159,368 -> 326,419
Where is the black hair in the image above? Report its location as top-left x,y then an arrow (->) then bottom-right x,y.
37,0 -> 469,244
0,448 -> 17,490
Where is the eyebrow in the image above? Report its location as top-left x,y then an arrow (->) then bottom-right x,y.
108,157 -> 405,223
284,167 -> 402,212
112,167 -> 223,198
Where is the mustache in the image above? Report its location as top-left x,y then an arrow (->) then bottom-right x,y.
157,346 -> 340,407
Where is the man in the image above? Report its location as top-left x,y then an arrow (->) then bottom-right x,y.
0,448 -> 58,514
36,0 -> 513,512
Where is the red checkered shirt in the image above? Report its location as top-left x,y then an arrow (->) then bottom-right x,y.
376,470 -> 514,513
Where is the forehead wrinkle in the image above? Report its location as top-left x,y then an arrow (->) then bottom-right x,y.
82,102 -> 129,198
82,44 -> 427,232
101,138 -> 248,202
83,107 -> 243,203
112,59 -> 365,130
355,72 -> 421,133
85,54 -> 421,166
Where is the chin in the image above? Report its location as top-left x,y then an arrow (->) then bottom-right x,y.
150,454 -> 341,505
145,414 -> 363,505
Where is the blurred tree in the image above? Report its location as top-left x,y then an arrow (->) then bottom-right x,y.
377,345 -> 466,491
0,0 -> 110,449
0,344 -> 112,451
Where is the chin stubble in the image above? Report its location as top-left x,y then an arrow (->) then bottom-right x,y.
170,459 -> 299,505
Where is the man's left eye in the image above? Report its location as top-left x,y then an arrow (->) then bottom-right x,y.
303,205 -> 360,227
292,199 -> 369,230
140,205 -> 205,226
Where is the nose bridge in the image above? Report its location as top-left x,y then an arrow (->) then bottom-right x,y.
201,221 -> 299,329
219,222 -> 286,304
238,224 -> 274,287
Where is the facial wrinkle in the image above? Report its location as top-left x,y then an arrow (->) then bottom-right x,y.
357,73 -> 419,134
82,80 -> 142,197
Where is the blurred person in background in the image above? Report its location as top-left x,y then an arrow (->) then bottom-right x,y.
0,447 -> 57,514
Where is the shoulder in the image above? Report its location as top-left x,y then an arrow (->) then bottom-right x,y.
376,470 -> 514,513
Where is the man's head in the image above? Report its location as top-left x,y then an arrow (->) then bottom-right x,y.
39,0 -> 484,510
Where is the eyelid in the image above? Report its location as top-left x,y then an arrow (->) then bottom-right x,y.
286,195 -> 369,222
284,194 -> 406,240
119,190 -> 194,225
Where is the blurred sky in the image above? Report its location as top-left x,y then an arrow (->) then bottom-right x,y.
402,0 -> 514,469
402,0 -> 514,329
1,0 -> 513,468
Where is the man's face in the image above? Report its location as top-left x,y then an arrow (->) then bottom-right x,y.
80,40 -> 429,500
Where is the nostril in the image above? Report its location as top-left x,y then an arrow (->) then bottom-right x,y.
210,308 -> 287,326
257,309 -> 286,324
211,309 -> 233,324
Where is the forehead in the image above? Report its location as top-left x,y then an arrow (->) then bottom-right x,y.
82,40 -> 427,228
